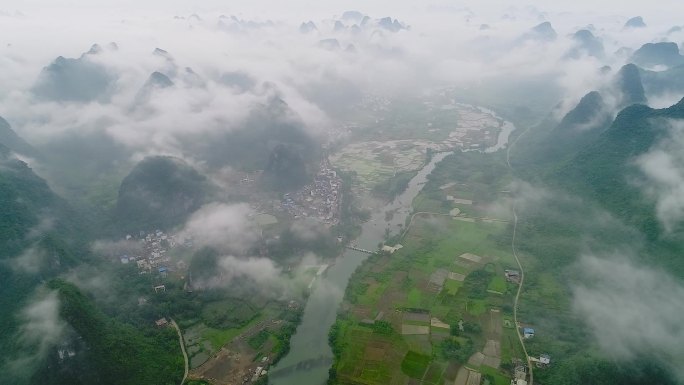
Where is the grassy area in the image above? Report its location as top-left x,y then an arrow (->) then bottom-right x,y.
467,299 -> 487,316
480,365 -> 512,385
407,288 -> 423,308
488,276 -> 507,294
444,279 -> 463,295
401,351 -> 432,378
202,313 -> 266,350
248,329 -> 270,350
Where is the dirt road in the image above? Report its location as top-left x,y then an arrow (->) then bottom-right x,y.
171,319 -> 189,385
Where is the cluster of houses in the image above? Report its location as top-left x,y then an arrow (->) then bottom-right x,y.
118,230 -> 191,278
278,159 -> 342,225
249,363 -> 268,383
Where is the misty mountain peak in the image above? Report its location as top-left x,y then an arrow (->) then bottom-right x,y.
334,20 -> 346,32
86,43 -> 103,55
133,71 -> 174,105
318,38 -> 341,51
531,21 -> 557,40
153,47 -> 173,60
567,29 -> 604,58
559,91 -> 608,130
631,42 -> 684,68
32,52 -> 115,102
342,11 -> 364,22
624,16 -> 646,28
615,63 -> 647,108
147,71 -> 174,88
378,17 -> 406,32
299,21 -> 317,33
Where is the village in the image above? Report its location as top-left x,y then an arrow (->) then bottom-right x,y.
276,158 -> 343,226
116,229 -> 191,280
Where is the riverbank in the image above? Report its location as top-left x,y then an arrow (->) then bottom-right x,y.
269,153 -> 450,385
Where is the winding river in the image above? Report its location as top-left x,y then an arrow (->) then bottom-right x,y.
269,114 -> 515,385
269,152 -> 449,385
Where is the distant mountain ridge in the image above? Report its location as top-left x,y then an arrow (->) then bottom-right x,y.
552,98 -> 684,238
631,42 -> 684,68
32,45 -> 117,102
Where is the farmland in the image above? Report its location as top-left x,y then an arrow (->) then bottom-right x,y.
330,151 -> 525,385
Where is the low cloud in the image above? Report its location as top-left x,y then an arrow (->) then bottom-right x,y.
25,216 -> 54,240
4,290 -> 66,380
192,254 -> 286,297
635,120 -> 684,233
572,253 -> 684,381
6,246 -> 45,274
179,202 -> 260,253
91,238 -> 144,258
218,255 -> 281,285
289,218 -> 328,241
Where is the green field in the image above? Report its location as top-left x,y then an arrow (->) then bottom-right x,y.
401,351 -> 432,378
488,275 -> 507,294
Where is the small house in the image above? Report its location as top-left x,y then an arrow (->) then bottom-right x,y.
523,327 -> 535,339
539,354 -> 551,365
155,318 -> 169,327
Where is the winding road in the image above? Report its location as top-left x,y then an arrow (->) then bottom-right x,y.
171,319 -> 189,385
507,124 -> 534,385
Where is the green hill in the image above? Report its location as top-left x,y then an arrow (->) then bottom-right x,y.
0,146 -> 91,381
115,156 -> 212,232
510,91 -> 612,175
186,97 -> 322,190
552,98 -> 684,240
32,279 -> 184,385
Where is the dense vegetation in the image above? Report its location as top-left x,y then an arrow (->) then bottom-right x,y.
0,146 -> 93,382
188,98 -> 322,185
115,155 -> 212,232
509,97 -> 684,383
38,280 -> 183,385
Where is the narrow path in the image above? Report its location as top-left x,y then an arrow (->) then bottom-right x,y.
510,210 -> 533,385
507,125 -> 534,385
171,319 -> 189,385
